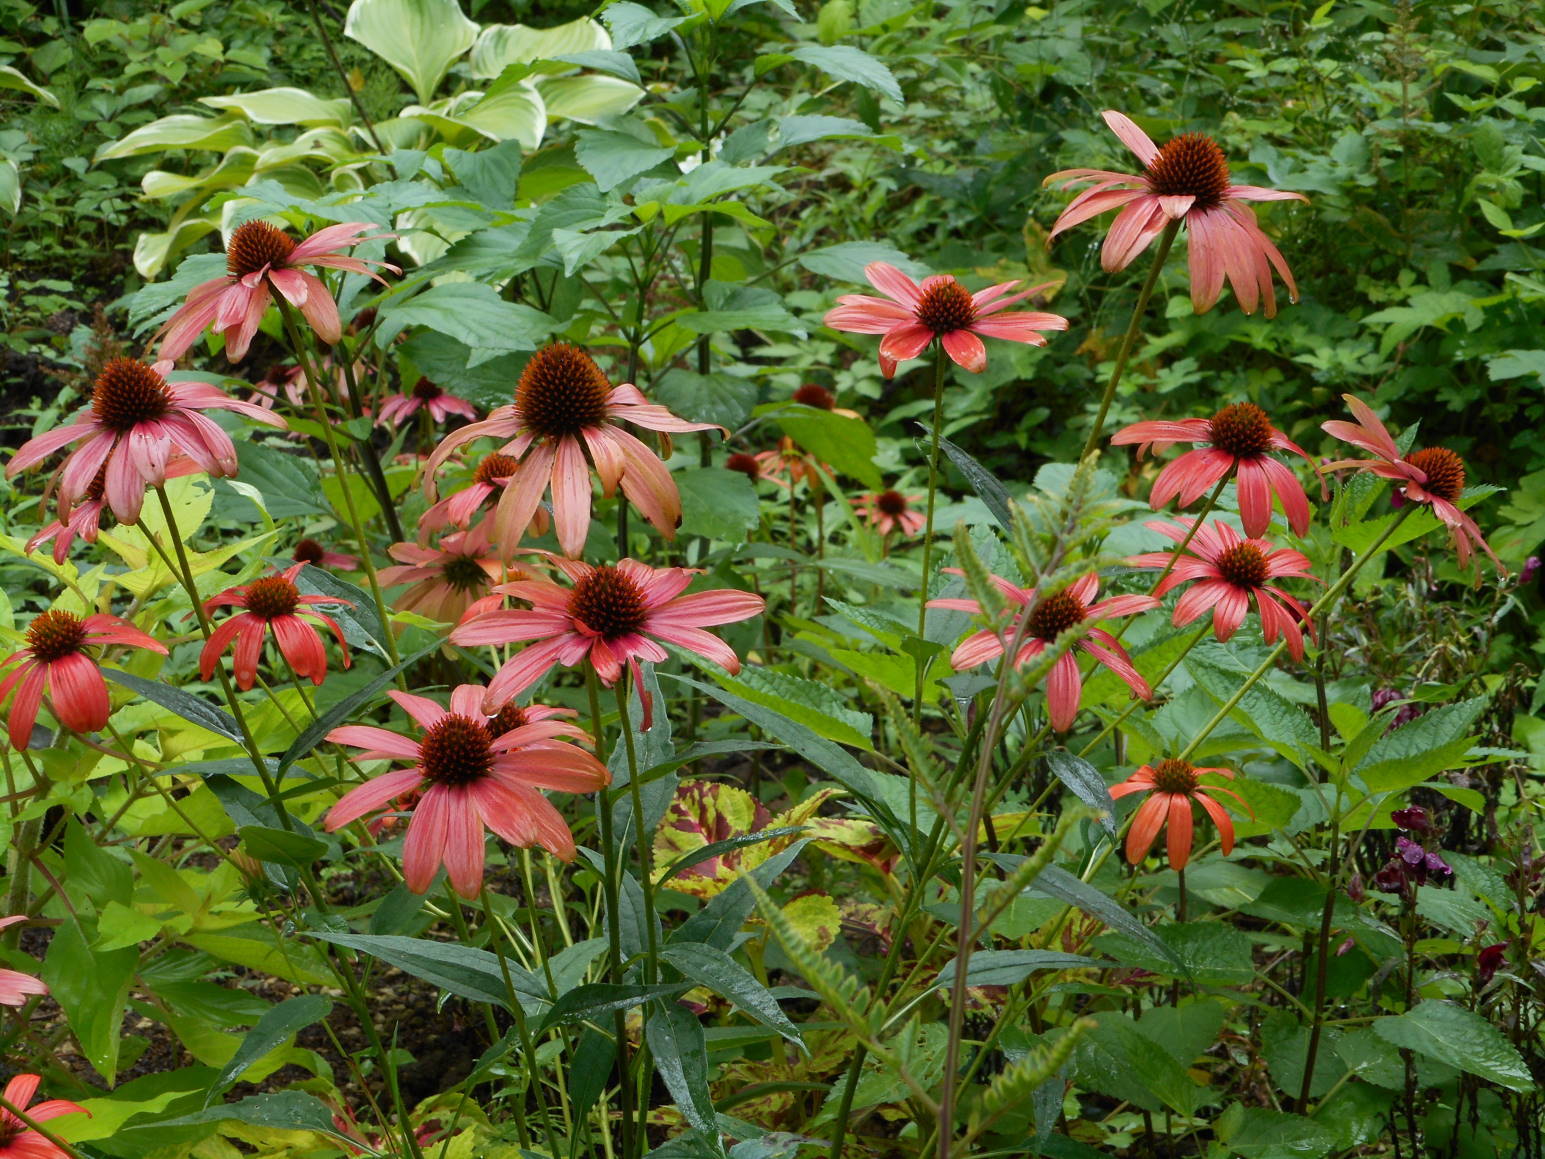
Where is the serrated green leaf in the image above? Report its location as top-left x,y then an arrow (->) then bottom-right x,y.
1372,1001 -> 1533,1091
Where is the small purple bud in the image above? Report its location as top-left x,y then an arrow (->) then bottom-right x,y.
1424,850 -> 1453,879
1373,862 -> 1408,895
1392,806 -> 1432,833
1398,836 -> 1426,866
1522,556 -> 1541,585
1346,872 -> 1366,903
1477,942 -> 1507,986
1391,489 -> 1408,509
1372,688 -> 1401,713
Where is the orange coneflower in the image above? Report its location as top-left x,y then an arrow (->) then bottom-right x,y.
1110,758 -> 1252,870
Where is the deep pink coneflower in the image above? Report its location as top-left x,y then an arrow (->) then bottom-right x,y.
200,564 -> 352,690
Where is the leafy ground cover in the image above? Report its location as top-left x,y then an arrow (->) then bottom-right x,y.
1,1 -> 1543,1157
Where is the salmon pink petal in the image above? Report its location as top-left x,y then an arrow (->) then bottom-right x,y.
1081,637 -> 1151,700
1110,418 -> 1212,451
449,685 -> 486,718
231,616 -> 266,690
1045,650 -> 1083,732
613,429 -> 684,540
652,589 -> 765,626
646,621 -> 743,673
939,328 -> 986,373
5,421 -> 97,476
1234,458 -> 1275,537
967,311 -> 1066,342
550,435 -> 593,557
1049,188 -> 1145,240
1229,185 -> 1309,203
272,615 -> 326,682
1194,792 -> 1236,855
3,1073 -> 42,1111
439,787 -> 485,899
402,786 -> 450,893
1088,593 -> 1159,619
1102,110 -> 1160,166
1212,586 -> 1250,640
387,690 -> 449,729
198,615 -> 246,681
877,322 -> 934,372
495,441 -> 555,549
484,636 -> 574,707
44,653 -> 109,733
1173,580 -> 1230,629
493,748 -> 609,793
1101,198 -> 1167,271
1125,793 -> 1168,864
324,768 -> 424,830
824,300 -> 914,333
1166,794 -> 1194,869
1258,454 -> 1311,536
328,726 -> 424,761
1186,207 -> 1228,312
863,262 -> 921,306
4,664 -> 45,750
949,628 -> 1006,670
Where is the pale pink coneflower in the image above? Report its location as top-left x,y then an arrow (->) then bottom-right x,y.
1045,110 -> 1308,317
379,526 -> 513,624
322,685 -> 609,897
853,490 -> 926,537
0,917 -> 46,1007
423,343 -> 720,557
4,358 -> 285,524
824,261 -> 1067,377
156,220 -> 398,362
377,378 -> 478,427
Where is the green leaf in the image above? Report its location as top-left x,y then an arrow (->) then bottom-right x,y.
602,1 -> 688,49
651,370 -> 759,429
657,824 -> 803,886
938,435 -> 1013,529
785,45 -> 902,103
209,995 -> 332,1099
200,87 -> 351,125
1016,863 -> 1188,976
676,468 -> 761,541
103,669 -> 243,742
773,114 -> 879,151
724,666 -> 873,750
277,640 -> 440,776
774,406 -> 879,489
344,0 -> 478,103
647,999 -> 723,1137
539,74 -> 644,123
238,824 -> 329,868
0,158 -> 19,215
0,64 -> 59,106
310,931 -> 541,1011
470,17 -> 610,77
935,949 -> 1104,989
1371,1001 -> 1534,1091
1042,751 -> 1117,836
678,282 -> 805,336
670,839 -> 809,951
291,563 -> 389,660
1093,920 -> 1253,986
226,442 -> 328,520
93,114 -> 251,161
41,918 -> 137,1082
133,1091 -> 349,1140
575,128 -> 675,192
444,139 -> 524,209
539,983 -> 691,1030
1186,650 -> 1319,767
1072,1012 -> 1199,1114
798,240 -> 924,283
1352,696 -> 1488,792
377,282 -> 554,364
660,942 -> 802,1044
1213,1104 -> 1338,1158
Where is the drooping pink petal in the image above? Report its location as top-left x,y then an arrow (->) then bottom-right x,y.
324,768 -> 425,830
1102,110 -> 1161,166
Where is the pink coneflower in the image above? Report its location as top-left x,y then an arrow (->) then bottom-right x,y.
419,453 -> 550,540
322,685 -> 609,897
854,490 -> 926,537
156,220 -> 397,362
26,456 -> 197,565
451,558 -> 766,711
929,572 -> 1157,732
1128,518 -> 1317,659
292,537 -> 359,571
1111,402 -> 1316,537
377,378 -> 478,427
200,565 -> 352,690
824,262 -> 1067,377
4,358 -> 285,524
753,437 -> 825,491
1046,111 -> 1308,317
423,343 -> 719,557
1110,758 -> 1251,870
0,1074 -> 88,1159
0,610 -> 166,749
1322,395 -> 1501,572
379,527 -> 512,624
0,917 -> 46,1007
725,452 -> 762,482
252,363 -> 310,409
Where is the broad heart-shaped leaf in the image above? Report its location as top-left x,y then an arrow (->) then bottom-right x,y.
1043,751 -> 1117,836
667,675 -> 906,849
208,995 -> 332,1101
783,45 -> 902,103
1212,1104 -> 1339,1159
103,669 -> 242,742
200,87 -> 351,126
309,931 -> 546,1013
660,943 -> 802,1044
238,824 -> 330,869
41,916 -> 136,1083
676,468 -> 761,542
470,16 -> 610,77
934,949 -> 1105,989
1072,1011 -> 1200,1115
1094,920 -> 1255,986
646,999 -> 722,1137
937,435 -> 1013,529
377,282 -> 554,364
277,640 -> 439,776
129,1091 -> 350,1141
770,404 -> 880,489
996,860 -> 1188,976
1372,1001 -> 1534,1091
539,74 -> 644,123
1352,696 -> 1488,792
575,128 -> 675,192
344,0 -> 477,103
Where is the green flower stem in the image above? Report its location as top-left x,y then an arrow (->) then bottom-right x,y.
913,341 -> 951,717
276,303 -> 403,674
1110,473 -> 1230,646
1081,218 -> 1181,461
331,333 -> 407,545
148,485 -> 293,830
0,1093 -> 85,1159
615,678 -> 660,980
1177,506 -> 1412,764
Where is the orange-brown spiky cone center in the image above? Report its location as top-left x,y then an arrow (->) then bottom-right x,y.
1208,402 -> 1274,458
1027,589 -> 1086,640
25,610 -> 88,662
1151,758 -> 1200,794
517,343 -> 612,438
227,220 -> 297,278
1146,133 -> 1231,209
1214,543 -> 1269,589
914,279 -> 976,334
92,358 -> 173,433
245,577 -> 300,619
568,566 -> 648,641
419,714 -> 495,786
1406,447 -> 1465,502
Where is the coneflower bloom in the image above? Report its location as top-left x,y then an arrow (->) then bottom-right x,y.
1128,518 -> 1317,659
753,437 -> 825,491
1111,402 -> 1316,537
379,527 -> 511,624
156,220 -> 397,362
0,1073 -> 88,1159
423,343 -> 720,557
1045,111 -> 1309,317
377,378 -> 478,427
824,262 -> 1068,377
0,610 -> 166,750
292,537 -> 358,571
724,452 -> 762,482
419,453 -> 550,540
0,917 -> 46,1007
1322,396 -> 1502,572
929,572 -> 1157,732
252,363 -> 310,410
1110,758 -> 1251,870
451,558 -> 766,711
4,358 -> 285,523
322,685 -> 610,896
791,382 -> 862,419
26,455 -> 195,565
854,490 -> 926,537
200,564 -> 352,690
